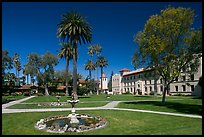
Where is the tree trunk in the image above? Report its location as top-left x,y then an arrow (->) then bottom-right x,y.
27,74 -> 29,85
90,70 -> 93,94
100,67 -> 103,94
45,84 -> 49,96
154,63 -> 159,96
65,58 -> 69,96
72,41 -> 78,100
162,81 -> 169,105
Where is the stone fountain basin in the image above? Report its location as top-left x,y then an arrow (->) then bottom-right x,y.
35,114 -> 108,133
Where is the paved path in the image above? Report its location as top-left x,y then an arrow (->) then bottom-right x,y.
2,96 -> 202,119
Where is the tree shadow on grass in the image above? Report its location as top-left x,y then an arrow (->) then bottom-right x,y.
124,100 -> 202,116
78,96 -> 90,99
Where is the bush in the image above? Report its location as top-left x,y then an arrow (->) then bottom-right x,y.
23,92 -> 30,96
15,92 -> 23,96
150,91 -> 154,95
59,93 -> 65,96
37,93 -> 44,96
51,92 -> 56,96
2,97 -> 8,104
11,93 -> 17,96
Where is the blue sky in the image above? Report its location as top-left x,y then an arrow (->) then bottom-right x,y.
2,2 -> 202,81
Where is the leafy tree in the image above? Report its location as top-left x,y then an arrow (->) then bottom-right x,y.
96,56 -> 108,94
27,52 -> 58,95
58,42 -> 73,96
133,6 -> 202,105
57,11 -> 92,100
2,50 -> 13,85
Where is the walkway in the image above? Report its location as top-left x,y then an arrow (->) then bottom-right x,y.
2,96 -> 202,119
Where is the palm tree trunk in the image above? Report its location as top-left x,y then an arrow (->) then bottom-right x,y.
89,70 -> 93,94
65,58 -> 69,96
100,67 -> 103,94
72,41 -> 78,100
26,74 -> 29,85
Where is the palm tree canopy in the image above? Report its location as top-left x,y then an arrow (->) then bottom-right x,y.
96,56 -> 108,68
85,59 -> 96,71
57,11 -> 92,45
94,44 -> 102,56
58,42 -> 73,60
88,45 -> 95,57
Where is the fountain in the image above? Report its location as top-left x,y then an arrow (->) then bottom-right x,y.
35,93 -> 108,133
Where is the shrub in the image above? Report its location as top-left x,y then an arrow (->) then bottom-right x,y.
11,93 -> 17,96
15,92 -> 23,96
2,97 -> 8,104
51,92 -> 56,96
150,91 -> 154,95
59,93 -> 65,96
23,92 -> 30,96
37,93 -> 44,96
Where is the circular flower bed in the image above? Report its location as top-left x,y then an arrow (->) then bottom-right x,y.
35,114 -> 108,133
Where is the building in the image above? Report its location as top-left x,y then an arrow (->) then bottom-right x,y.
99,73 -> 109,93
112,56 -> 202,96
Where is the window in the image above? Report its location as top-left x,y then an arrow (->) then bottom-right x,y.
190,74 -> 194,81
175,86 -> 178,92
145,80 -> 147,84
150,86 -> 152,91
182,85 -> 186,91
138,84 -> 140,87
145,87 -> 147,92
191,85 -> 194,91
175,77 -> 178,81
150,80 -> 151,84
182,76 -> 186,81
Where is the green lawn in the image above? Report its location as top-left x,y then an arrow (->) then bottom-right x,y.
2,95 -> 27,104
7,101 -> 109,109
2,110 -> 202,135
22,94 -> 190,103
117,97 -> 202,115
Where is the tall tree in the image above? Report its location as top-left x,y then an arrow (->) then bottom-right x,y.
96,56 -> 108,94
85,59 -> 96,94
27,52 -> 58,95
93,44 -> 102,80
132,6 -> 202,105
58,42 -> 73,96
13,53 -> 21,86
57,11 -> 92,100
108,71 -> 114,92
2,50 -> 13,85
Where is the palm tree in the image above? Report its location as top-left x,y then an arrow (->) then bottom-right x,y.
85,59 -> 96,94
96,56 -> 108,95
58,42 -> 73,96
93,44 -> 102,80
13,53 -> 21,86
57,11 -> 92,100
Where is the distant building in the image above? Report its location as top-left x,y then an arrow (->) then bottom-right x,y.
99,73 -> 109,93
112,56 -> 202,96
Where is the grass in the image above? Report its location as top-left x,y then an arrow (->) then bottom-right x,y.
117,97 -> 202,116
2,110 -> 202,135
2,95 -> 27,101
7,101 -> 109,109
22,94 -> 190,103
